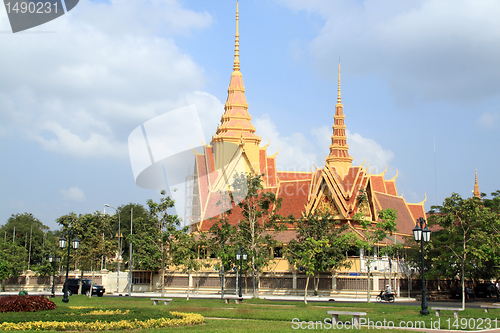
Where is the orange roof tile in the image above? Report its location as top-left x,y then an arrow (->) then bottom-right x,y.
385,181 -> 398,196
370,175 -> 386,194
374,192 -> 416,235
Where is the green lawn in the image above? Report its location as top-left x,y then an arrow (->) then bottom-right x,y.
1,295 -> 498,332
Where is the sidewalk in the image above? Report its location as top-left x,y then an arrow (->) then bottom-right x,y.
103,291 -> 416,303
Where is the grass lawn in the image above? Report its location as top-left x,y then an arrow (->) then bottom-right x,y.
1,295 -> 499,332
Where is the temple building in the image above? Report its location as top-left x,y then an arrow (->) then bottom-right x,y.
189,2 -> 426,248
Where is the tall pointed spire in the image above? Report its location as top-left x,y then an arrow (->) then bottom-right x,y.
233,1 -> 240,72
337,62 -> 342,104
325,62 -> 353,178
212,1 -> 261,172
473,168 -> 481,198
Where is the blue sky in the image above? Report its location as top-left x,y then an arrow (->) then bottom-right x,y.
1,0 -> 499,230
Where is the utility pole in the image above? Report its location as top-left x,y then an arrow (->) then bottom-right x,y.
129,207 -> 133,297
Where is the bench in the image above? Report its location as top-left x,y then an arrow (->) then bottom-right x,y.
223,295 -> 243,304
480,305 -> 500,313
151,298 -> 172,305
326,311 -> 367,326
431,307 -> 463,318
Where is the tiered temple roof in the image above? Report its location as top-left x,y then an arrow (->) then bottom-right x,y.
189,2 -> 426,242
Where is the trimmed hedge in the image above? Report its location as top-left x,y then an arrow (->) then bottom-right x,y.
0,296 -> 56,313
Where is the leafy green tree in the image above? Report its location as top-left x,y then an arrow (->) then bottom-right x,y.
288,237 -> 329,304
354,189 -> 398,303
0,260 -> 9,291
483,191 -> 500,214
146,190 -> 184,297
172,232 -> 209,300
110,203 -> 150,270
0,213 -> 54,270
230,173 -> 287,298
127,204 -> 161,291
0,241 -> 28,291
428,193 -> 500,309
208,215 -> 237,298
57,211 -> 117,295
286,210 -> 358,304
377,210 -> 403,291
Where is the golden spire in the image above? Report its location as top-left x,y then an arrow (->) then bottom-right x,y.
337,62 -> 342,104
212,1 -> 261,173
325,62 -> 353,178
233,1 -> 240,72
473,168 -> 480,198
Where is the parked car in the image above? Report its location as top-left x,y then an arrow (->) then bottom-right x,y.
450,287 -> 476,300
474,283 -> 499,298
62,279 -> 105,297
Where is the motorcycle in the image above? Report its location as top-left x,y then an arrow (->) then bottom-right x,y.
376,291 -> 395,303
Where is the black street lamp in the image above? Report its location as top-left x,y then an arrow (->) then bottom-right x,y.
236,247 -> 248,298
412,217 -> 431,315
59,234 -> 80,303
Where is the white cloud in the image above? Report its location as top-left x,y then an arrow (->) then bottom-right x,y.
60,187 -> 86,202
255,114 -> 394,174
278,0 -> 500,106
476,111 -> 500,129
32,121 -> 127,158
312,125 -> 394,173
75,0 -> 213,37
254,114 -> 318,172
186,91 -> 225,142
346,130 -> 395,173
0,0 -> 212,159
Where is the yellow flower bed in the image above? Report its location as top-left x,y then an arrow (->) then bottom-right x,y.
81,310 -> 130,316
0,312 -> 204,331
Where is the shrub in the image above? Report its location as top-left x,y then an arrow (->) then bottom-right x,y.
0,296 -> 56,313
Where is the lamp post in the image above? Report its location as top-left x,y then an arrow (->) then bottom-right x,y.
412,217 -> 431,315
236,247 -> 248,298
48,254 -> 60,298
59,234 -> 80,303
105,204 -> 122,294
128,207 -> 133,297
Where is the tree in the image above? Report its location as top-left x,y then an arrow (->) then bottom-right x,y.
355,189 -> 398,303
146,190 -> 184,297
172,232 -> 209,300
230,173 -> 287,298
57,211 -> 117,295
483,191 -> 500,214
428,193 -> 500,309
377,209 -> 403,292
0,241 -> 28,291
286,210 -> 358,304
128,204 -> 161,292
208,214 -> 237,298
0,213 -> 54,271
110,203 -> 150,271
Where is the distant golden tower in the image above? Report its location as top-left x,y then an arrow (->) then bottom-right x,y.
473,168 -> 481,198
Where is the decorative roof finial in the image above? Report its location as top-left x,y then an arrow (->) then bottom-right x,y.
233,1 -> 240,72
473,168 -> 481,198
337,61 -> 342,104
